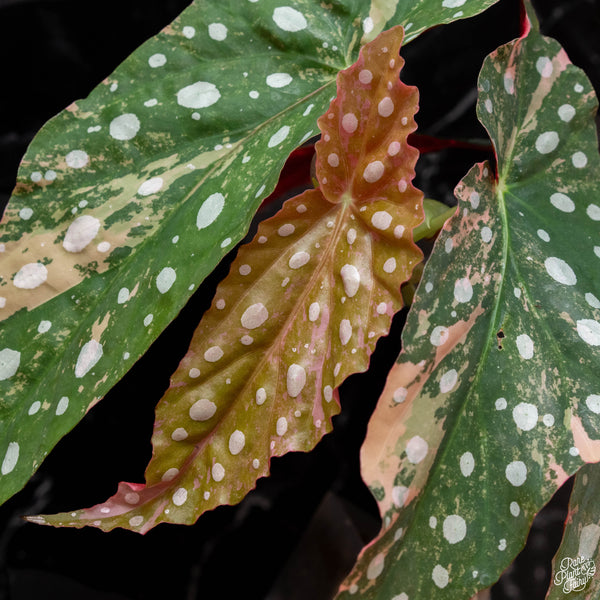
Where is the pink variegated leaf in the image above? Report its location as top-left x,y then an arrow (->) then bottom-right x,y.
32,26 -> 423,532
339,5 -> 600,600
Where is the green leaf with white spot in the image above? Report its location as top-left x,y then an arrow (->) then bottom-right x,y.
361,0 -> 501,45
548,464 -> 600,599
0,0 -> 500,508
338,10 -> 600,600
29,25 -> 424,533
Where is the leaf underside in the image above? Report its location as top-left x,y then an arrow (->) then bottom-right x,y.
0,0 -> 500,510
31,25 -> 424,532
338,10 -> 600,600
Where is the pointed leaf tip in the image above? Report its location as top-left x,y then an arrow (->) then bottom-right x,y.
316,26 -> 420,209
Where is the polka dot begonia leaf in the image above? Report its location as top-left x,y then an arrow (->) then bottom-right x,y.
360,0 -> 500,46
0,0 -> 501,515
338,8 -> 600,600
547,462 -> 600,599
0,0 -> 500,508
28,25 -> 424,533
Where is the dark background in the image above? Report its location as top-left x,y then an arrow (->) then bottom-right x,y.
0,0 -> 599,599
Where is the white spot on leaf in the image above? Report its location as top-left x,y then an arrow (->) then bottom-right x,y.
454,278 -> 473,303
406,436 -> 428,464
148,53 -> 167,67
177,82 -> 220,108
189,398 -> 217,421
212,463 -> 225,482
392,486 -> 408,507
378,97 -> 394,117
171,428 -> 188,441
287,364 -> 306,397
577,320 -> 600,346
276,417 -> 288,436
138,177 -> 164,196
505,461 -> 527,486
241,303 -> 269,329
268,126 -> 290,148
362,16 -> 374,33
196,193 -> 225,229
229,430 -> 246,455
536,56 -> 553,77
393,387 -> 407,403
278,223 -> 295,237
366,553 -> 385,580
383,258 -> 396,273
308,302 -> 320,322
460,452 -> 474,476
173,488 -> 188,506
75,340 -> 103,378
550,192 -> 574,212
13,263 -> 48,290
272,6 -> 307,31
557,103 -> 576,123
363,161 -> 384,183
1,442 -> 19,475
516,334 -> 534,360
512,402 -> 538,430
56,396 -> 69,416
432,565 -> 449,589
266,73 -> 292,88
359,69 -> 372,84
204,346 -> 224,362
535,131 -> 559,154
340,264 -> 360,297
109,113 -> 140,140
339,319 -> 352,345
440,369 -> 458,393
255,388 -> 267,405
63,215 -> 101,253
0,348 -> 21,381
586,394 -> 600,414
342,113 -> 358,133
289,251 -> 310,269
430,326 -> 449,347
443,515 -> 467,544
208,23 -> 227,40
371,211 -> 392,230
65,150 -> 89,169
579,524 -> 600,559
156,267 -> 176,294
573,152 -> 588,168
545,257 -> 576,285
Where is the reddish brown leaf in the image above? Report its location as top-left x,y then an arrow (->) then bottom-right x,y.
32,25 -> 423,533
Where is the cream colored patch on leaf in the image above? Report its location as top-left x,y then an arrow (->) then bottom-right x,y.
361,0 -> 400,43
571,415 -> 600,462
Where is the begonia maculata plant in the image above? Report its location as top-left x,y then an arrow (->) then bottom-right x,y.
1,1 -> 600,598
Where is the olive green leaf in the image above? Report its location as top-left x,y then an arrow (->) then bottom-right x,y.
30,25 -> 424,532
